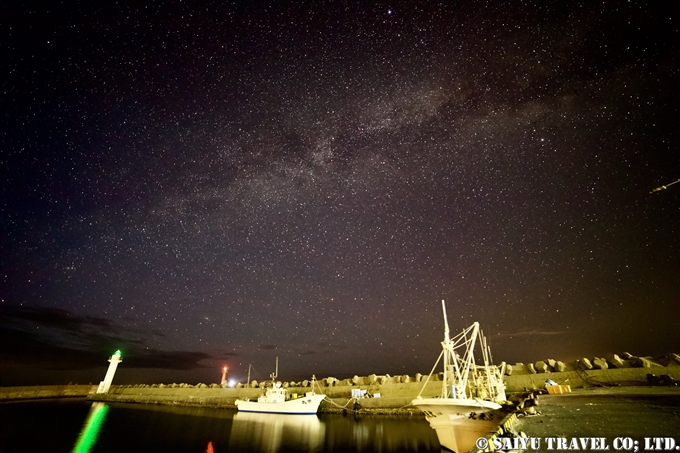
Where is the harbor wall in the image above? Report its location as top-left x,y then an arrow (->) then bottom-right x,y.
503,366 -> 676,392
502,352 -> 680,392
84,380 -> 443,411
86,365 -> 677,405
2,353 -> 678,408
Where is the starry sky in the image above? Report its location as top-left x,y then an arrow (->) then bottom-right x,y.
1,1 -> 678,387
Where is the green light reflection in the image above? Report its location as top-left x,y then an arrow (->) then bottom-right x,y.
72,402 -> 109,453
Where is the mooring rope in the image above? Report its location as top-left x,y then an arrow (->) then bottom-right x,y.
323,396 -> 359,409
322,396 -> 419,413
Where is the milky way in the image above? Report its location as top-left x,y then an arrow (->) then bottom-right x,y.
1,1 -> 678,386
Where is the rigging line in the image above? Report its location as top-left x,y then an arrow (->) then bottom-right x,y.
416,348 -> 445,399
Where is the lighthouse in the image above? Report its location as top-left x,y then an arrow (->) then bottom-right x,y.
96,350 -> 122,394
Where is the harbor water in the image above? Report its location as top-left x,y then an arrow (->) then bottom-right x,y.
0,399 -> 441,453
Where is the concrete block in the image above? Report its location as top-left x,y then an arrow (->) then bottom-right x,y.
415,373 -> 423,382
580,358 -> 593,370
656,355 -> 680,367
633,357 -> 662,368
605,353 -> 629,368
527,363 -> 537,374
535,361 -> 549,373
593,358 -> 608,370
672,353 -> 680,365
400,375 -> 410,383
554,361 -> 566,372
504,363 -> 513,376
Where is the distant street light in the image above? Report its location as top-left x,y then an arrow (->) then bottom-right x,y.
220,366 -> 228,386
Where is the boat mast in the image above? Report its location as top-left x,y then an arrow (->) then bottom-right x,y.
442,299 -> 451,343
271,356 -> 278,381
247,364 -> 251,387
441,300 -> 452,398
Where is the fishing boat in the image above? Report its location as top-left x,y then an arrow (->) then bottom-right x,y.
235,359 -> 326,414
412,300 -> 508,452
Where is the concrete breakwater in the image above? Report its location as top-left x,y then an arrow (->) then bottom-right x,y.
0,385 -> 94,401
85,363 -> 677,412
3,352 -> 678,411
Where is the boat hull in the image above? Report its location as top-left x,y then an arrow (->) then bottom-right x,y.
412,398 -> 505,453
235,394 -> 326,414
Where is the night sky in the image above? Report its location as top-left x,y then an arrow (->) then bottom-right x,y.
2,1 -> 678,387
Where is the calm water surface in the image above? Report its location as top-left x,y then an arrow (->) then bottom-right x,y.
0,399 -> 441,453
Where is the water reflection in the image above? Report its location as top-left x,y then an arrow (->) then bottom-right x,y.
228,411 -> 439,452
71,402 -> 109,453
229,412 -> 325,453
321,414 -> 440,452
0,400 -> 440,452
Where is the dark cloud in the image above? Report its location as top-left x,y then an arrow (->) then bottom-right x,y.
258,344 -> 278,351
0,306 -> 220,372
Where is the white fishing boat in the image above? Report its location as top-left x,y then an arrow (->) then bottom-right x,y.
412,300 -> 508,452
235,359 -> 326,414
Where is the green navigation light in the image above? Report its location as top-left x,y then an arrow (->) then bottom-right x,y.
72,402 -> 109,453
113,350 -> 121,357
